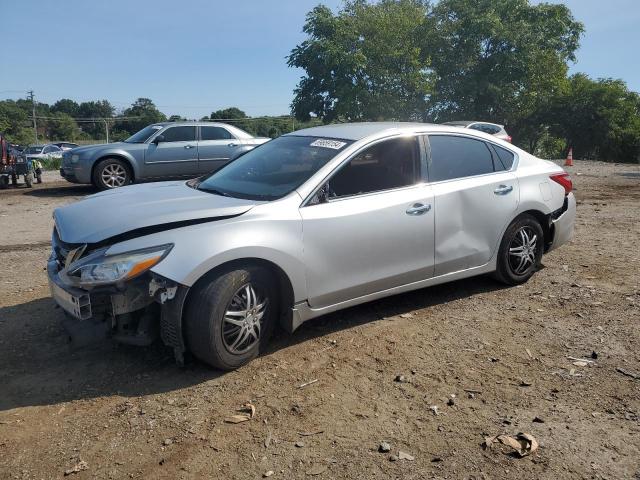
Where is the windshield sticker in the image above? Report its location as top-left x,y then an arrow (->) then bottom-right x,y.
310,139 -> 347,150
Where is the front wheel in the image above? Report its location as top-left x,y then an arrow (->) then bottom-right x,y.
493,215 -> 544,285
93,158 -> 131,190
184,266 -> 277,370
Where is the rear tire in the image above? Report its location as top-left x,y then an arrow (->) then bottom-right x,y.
0,176 -> 8,189
24,173 -> 33,188
93,158 -> 131,190
184,265 -> 277,370
493,214 -> 544,285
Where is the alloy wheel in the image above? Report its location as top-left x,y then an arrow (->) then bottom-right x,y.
508,226 -> 538,275
101,163 -> 127,188
222,283 -> 267,355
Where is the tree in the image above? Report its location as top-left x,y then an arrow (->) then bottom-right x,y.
46,113 -> 80,141
76,100 -> 115,138
288,0 -> 433,122
428,0 -> 583,148
51,99 -> 80,117
210,107 -> 247,120
547,74 -> 640,162
116,98 -> 166,135
0,100 -> 34,144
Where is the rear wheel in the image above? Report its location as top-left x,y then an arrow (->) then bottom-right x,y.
184,265 -> 277,370
494,215 -> 544,285
93,158 -> 131,190
0,176 -> 8,189
24,173 -> 33,188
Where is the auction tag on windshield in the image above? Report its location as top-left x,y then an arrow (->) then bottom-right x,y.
310,139 -> 347,149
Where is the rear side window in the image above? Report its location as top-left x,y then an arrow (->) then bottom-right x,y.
201,126 -> 234,141
427,135 -> 495,182
327,137 -> 420,198
492,144 -> 515,170
161,126 -> 196,142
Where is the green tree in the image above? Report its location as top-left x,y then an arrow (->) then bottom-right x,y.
51,99 -> 80,117
429,0 -> 583,147
0,100 -> 34,144
116,98 -> 166,135
77,100 -> 115,138
46,112 -> 81,141
288,0 -> 433,122
210,107 -> 247,120
547,74 -> 640,162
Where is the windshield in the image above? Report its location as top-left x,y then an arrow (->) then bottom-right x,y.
196,135 -> 353,200
124,125 -> 163,143
25,146 -> 43,154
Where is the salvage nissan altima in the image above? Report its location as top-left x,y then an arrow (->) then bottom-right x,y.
49,123 -> 576,369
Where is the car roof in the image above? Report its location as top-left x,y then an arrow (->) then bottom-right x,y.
443,120 -> 504,128
286,122 -> 448,141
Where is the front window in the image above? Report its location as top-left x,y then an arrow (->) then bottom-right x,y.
159,126 -> 196,142
124,125 -> 163,143
196,136 -> 353,200
326,136 -> 420,199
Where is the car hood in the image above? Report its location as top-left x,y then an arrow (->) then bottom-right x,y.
68,142 -> 127,154
54,181 -> 258,244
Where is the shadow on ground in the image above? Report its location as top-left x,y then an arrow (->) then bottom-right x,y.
0,274 -> 505,412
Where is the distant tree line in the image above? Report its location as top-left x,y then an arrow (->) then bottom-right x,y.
289,0 -> 640,162
0,98 -> 316,146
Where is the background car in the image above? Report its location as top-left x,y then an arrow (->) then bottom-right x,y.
60,122 -> 270,189
53,142 -> 79,151
49,122 -> 575,370
22,144 -> 64,162
442,121 -> 512,142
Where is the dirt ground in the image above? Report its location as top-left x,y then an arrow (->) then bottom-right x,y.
0,162 -> 638,480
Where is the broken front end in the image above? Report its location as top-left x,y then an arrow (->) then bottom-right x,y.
47,228 -> 189,362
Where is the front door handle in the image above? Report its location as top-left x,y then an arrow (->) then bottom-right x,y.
494,185 -> 513,195
406,203 -> 431,216
228,143 -> 238,147
184,145 -> 195,149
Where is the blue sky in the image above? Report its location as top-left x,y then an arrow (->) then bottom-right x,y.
1,0 -> 639,118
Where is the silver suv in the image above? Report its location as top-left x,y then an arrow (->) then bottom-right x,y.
60,122 -> 269,189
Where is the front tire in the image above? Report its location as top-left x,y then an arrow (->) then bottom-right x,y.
93,158 -> 131,190
494,215 -> 544,285
184,266 -> 277,370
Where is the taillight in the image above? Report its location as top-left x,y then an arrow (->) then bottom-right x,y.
550,172 -> 572,195
505,136 -> 512,143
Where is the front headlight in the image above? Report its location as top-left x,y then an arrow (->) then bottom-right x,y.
71,154 -> 80,163
64,244 -> 173,287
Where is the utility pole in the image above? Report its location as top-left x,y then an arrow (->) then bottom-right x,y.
103,119 -> 110,143
28,90 -> 38,143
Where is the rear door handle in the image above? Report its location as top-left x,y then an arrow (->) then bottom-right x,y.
406,203 -> 431,215
184,145 -> 195,149
228,143 -> 238,147
494,185 -> 513,195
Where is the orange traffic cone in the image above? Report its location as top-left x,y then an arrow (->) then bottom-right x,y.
564,147 -> 574,167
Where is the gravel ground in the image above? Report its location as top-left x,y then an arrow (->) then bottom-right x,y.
0,161 -> 639,479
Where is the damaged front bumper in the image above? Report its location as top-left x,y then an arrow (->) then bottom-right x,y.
47,257 -> 189,362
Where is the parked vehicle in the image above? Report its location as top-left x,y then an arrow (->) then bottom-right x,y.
442,121 -> 512,142
23,144 -> 64,167
0,133 -> 36,188
53,142 -> 79,151
59,122 -> 270,190
48,122 -> 575,369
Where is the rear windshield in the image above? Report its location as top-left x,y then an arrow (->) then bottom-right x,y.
24,146 -> 43,154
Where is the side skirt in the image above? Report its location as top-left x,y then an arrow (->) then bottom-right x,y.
290,261 -> 496,331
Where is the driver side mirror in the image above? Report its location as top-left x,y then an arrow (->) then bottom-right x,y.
152,135 -> 165,144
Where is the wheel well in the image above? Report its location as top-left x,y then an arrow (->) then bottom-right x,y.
187,258 -> 295,332
518,209 -> 553,251
91,155 -> 135,183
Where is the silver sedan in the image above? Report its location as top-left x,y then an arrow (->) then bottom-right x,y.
48,122 -> 575,369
